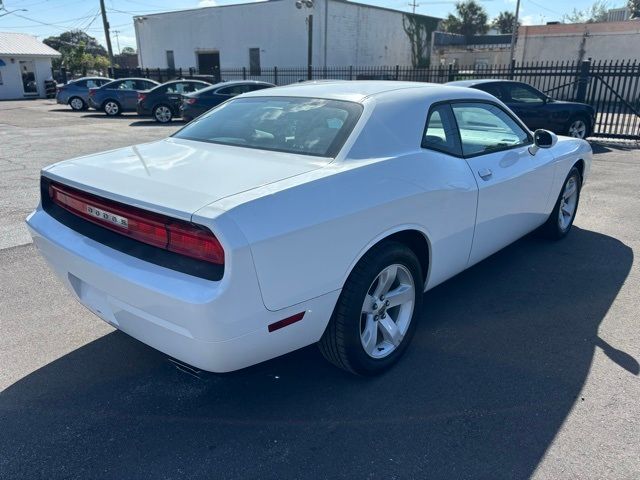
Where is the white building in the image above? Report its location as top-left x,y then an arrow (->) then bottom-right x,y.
0,32 -> 60,100
134,0 -> 440,70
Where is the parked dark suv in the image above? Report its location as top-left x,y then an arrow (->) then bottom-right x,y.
447,79 -> 596,139
181,80 -> 275,122
136,79 -> 211,123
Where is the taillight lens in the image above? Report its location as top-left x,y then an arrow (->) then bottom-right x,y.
88,88 -> 96,97
48,182 -> 224,265
185,98 -> 197,104
137,92 -> 147,102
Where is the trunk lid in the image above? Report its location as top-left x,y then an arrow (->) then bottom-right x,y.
43,138 -> 329,220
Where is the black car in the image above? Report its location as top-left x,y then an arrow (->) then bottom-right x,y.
447,80 -> 595,139
181,80 -> 275,122
136,79 -> 211,123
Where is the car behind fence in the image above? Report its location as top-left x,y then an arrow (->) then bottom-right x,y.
55,59 -> 640,139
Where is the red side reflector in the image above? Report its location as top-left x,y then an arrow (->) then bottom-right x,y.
48,182 -> 224,265
268,312 -> 306,333
185,98 -> 197,104
137,93 -> 146,102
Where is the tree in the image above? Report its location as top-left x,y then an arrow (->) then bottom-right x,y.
492,11 -> 519,34
121,46 -> 136,54
403,14 -> 440,67
43,30 -> 107,57
562,0 -> 609,23
442,0 -> 489,37
43,30 -> 110,73
629,0 -> 640,18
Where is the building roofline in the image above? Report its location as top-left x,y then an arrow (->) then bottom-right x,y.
133,0 -> 440,21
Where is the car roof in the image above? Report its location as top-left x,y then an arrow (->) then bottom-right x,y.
446,79 -> 517,87
243,80 -> 481,103
149,79 -> 211,91
192,80 -> 275,94
71,76 -> 112,82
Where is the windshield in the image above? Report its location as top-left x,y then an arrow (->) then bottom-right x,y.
173,96 -> 363,157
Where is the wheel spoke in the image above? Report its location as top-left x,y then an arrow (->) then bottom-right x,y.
374,266 -> 397,297
385,283 -> 414,308
361,314 -> 378,355
378,315 -> 401,347
564,183 -> 577,199
561,204 -> 572,216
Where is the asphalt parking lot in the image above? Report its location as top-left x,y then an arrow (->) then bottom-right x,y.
1,99 -> 639,479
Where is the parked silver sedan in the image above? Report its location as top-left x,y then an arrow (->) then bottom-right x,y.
56,77 -> 113,110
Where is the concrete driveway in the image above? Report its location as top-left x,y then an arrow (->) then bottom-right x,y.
1,100 -> 639,479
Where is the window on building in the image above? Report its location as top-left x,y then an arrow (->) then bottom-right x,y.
166,50 -> 175,70
249,48 -> 261,76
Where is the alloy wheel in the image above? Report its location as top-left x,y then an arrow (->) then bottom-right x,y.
105,101 -> 119,115
568,119 -> 587,139
360,264 -> 416,359
70,97 -> 84,110
155,105 -> 172,123
558,175 -> 579,231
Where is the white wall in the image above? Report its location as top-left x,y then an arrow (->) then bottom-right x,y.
135,0 -> 431,69
0,56 -> 53,100
515,21 -> 640,64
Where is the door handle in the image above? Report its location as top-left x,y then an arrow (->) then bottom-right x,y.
478,168 -> 493,180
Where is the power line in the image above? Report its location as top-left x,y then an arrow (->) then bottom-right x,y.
408,0 -> 419,14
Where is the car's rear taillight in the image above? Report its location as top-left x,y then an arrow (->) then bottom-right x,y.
48,182 -> 224,265
137,92 -> 147,102
88,88 -> 96,97
185,98 -> 197,104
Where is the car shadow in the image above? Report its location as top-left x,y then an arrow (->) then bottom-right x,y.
0,227 -> 633,479
129,120 -> 187,127
80,113 -> 137,120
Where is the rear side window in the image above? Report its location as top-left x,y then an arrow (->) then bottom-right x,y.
217,85 -> 251,96
422,104 -> 462,156
476,83 -> 504,101
451,102 -> 530,156
73,80 -> 87,88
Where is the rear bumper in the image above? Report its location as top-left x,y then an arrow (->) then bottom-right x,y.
26,206 -> 338,372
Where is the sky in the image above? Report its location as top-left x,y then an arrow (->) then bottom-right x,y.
0,0 -> 627,52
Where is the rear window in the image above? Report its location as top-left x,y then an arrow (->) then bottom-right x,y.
173,96 -> 363,157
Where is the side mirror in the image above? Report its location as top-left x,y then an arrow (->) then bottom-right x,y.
529,129 -> 557,155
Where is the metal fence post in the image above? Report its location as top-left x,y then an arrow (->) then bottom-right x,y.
349,65 -> 353,81
395,65 -> 400,81
575,59 -> 591,102
308,64 -> 312,81
447,64 -> 454,82
242,67 -> 247,80
274,66 -> 278,85
510,59 -> 516,80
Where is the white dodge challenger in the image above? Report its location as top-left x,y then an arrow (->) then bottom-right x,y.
27,81 -> 592,375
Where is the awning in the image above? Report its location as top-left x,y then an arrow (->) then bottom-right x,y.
0,59 -> 6,66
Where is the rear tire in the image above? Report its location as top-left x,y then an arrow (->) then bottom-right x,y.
103,100 -> 121,116
69,96 -> 86,111
566,115 -> 590,139
539,166 -> 582,239
153,104 -> 173,123
319,241 -> 423,375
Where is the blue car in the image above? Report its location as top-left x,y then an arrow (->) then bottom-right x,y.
56,77 -> 113,111
88,78 -> 159,116
181,80 -> 275,122
447,79 -> 596,139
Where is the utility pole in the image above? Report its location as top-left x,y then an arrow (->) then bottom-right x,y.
100,0 -> 114,66
508,0 -> 521,62
307,14 -> 313,69
113,29 -> 121,54
408,0 -> 419,14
